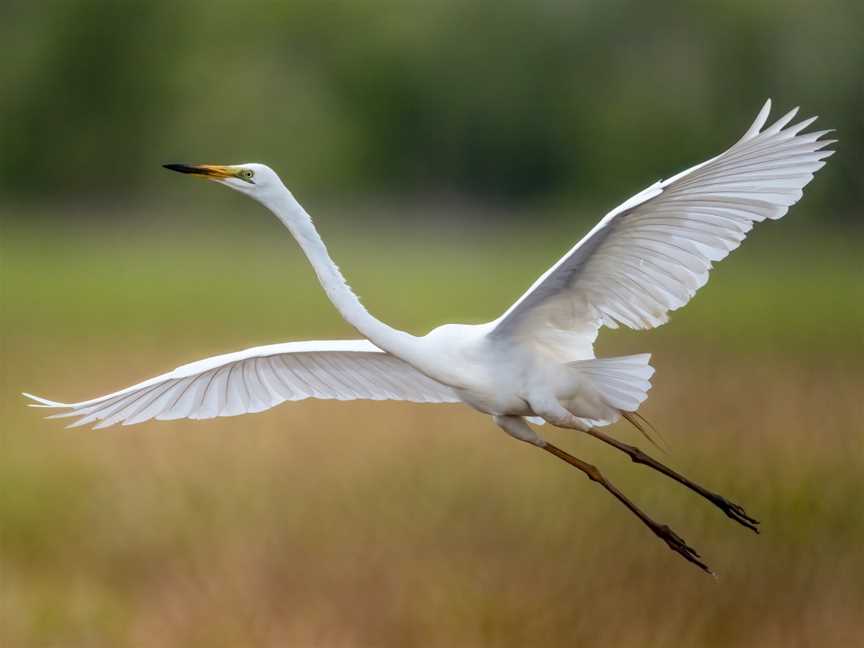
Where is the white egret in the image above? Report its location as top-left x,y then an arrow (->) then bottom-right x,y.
25,100 -> 833,574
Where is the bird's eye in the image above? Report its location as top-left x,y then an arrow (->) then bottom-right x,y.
239,169 -> 255,182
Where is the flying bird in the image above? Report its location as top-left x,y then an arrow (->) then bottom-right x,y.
25,100 -> 834,574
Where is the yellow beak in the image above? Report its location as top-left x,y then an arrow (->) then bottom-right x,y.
163,163 -> 236,179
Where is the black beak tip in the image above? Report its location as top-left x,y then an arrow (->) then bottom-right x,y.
163,163 -> 195,174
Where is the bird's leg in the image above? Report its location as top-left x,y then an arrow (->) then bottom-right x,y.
542,442 -> 714,576
583,425 -> 760,533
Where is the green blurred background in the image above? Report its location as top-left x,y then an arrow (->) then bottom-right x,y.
2,1 -> 862,646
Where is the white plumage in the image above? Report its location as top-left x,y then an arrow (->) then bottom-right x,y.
25,101 -> 833,573
25,98 -> 833,437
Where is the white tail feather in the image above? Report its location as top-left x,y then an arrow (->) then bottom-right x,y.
562,354 -> 655,427
574,354 -> 654,411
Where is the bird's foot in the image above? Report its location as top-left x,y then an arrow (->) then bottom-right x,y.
651,522 -> 715,576
706,494 -> 760,534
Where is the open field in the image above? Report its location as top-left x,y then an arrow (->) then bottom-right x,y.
2,213 -> 863,646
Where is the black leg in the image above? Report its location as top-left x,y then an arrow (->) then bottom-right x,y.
542,442 -> 715,576
584,426 -> 760,533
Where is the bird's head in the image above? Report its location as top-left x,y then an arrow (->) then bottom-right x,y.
163,162 -> 284,205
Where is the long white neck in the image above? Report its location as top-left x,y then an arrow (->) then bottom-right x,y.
265,188 -> 419,360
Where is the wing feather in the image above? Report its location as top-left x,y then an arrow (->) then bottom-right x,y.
491,100 -> 833,341
24,339 -> 460,428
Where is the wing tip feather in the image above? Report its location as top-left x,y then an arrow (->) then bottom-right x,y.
22,392 -> 68,408
743,98 -> 772,139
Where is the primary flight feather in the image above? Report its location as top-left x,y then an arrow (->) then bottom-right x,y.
26,100 -> 833,574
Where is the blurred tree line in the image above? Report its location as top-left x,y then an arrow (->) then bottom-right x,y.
1,0 -> 861,220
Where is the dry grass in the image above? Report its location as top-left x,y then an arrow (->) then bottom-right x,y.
4,345 -> 863,647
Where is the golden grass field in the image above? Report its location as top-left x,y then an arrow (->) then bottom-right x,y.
2,213 -> 862,646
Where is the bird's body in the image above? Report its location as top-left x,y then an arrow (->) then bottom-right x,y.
418,322 -> 633,434
26,100 -> 833,573
422,322 -> 552,423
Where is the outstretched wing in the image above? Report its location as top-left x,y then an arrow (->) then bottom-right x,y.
24,339 -> 460,429
491,100 -> 834,343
